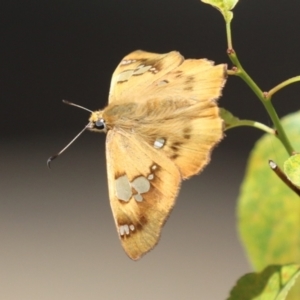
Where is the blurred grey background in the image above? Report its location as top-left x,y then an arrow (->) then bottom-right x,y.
1,0 -> 300,299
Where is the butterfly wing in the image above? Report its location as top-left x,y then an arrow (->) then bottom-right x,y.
108,50 -> 226,106
108,50 -> 184,103
106,128 -> 181,260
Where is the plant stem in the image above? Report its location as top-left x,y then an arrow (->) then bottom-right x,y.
225,23 -> 294,156
263,100 -> 294,153
231,52 -> 294,155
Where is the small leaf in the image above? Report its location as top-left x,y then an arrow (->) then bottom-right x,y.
220,108 -> 275,134
284,154 -> 300,187
220,108 -> 240,129
201,0 -> 239,22
227,264 -> 300,300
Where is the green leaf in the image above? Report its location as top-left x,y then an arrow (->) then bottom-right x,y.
284,155 -> 300,187
220,108 -> 275,134
227,264 -> 300,300
220,108 -> 240,129
238,111 -> 300,299
201,0 -> 239,22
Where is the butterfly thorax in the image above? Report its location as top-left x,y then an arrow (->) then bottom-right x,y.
88,98 -> 200,134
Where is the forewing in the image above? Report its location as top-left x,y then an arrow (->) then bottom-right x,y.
108,50 -> 184,103
105,129 -> 181,260
109,50 -> 226,106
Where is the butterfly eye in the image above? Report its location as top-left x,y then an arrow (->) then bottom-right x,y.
95,118 -> 106,130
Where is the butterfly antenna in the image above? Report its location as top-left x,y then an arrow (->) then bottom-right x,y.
47,123 -> 91,169
62,99 -> 93,113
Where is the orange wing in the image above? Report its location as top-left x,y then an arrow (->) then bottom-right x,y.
106,128 -> 181,260
108,50 -> 184,103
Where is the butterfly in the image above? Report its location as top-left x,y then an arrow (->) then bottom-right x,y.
50,50 -> 227,260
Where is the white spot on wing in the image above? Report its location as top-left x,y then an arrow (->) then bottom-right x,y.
120,59 -> 136,65
134,194 -> 143,202
124,224 -> 130,235
116,70 -> 134,82
147,174 -> 154,180
115,175 -> 132,202
115,174 -> 153,203
131,176 -> 150,194
133,65 -> 152,75
119,226 -> 125,236
149,67 -> 158,74
154,138 -> 165,149
119,224 -> 135,236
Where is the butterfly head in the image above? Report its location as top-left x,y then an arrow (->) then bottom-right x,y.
87,110 -> 107,133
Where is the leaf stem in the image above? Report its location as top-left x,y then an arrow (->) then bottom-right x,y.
226,21 -> 233,50
267,76 -> 300,99
225,120 -> 275,135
